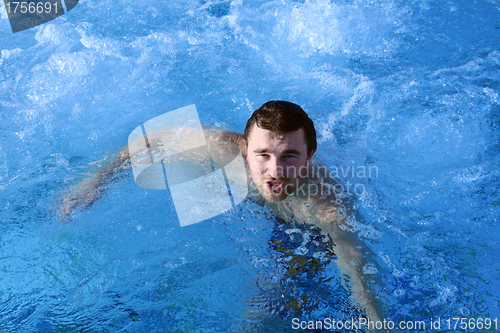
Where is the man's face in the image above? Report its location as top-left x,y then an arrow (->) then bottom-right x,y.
246,124 -> 314,202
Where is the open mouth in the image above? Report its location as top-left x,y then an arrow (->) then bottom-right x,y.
266,180 -> 284,192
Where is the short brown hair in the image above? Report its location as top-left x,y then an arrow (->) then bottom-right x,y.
244,101 -> 317,154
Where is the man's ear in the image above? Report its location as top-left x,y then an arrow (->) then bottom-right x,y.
305,149 -> 315,168
241,138 -> 248,160
307,149 -> 316,161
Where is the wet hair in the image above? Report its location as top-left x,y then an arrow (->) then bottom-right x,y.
244,100 -> 317,154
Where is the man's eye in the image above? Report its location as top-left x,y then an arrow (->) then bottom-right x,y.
282,154 -> 298,159
257,154 -> 270,158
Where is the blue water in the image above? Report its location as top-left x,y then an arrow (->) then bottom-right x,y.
1,0 -> 500,331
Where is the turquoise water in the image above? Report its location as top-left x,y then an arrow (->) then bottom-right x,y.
1,0 -> 499,331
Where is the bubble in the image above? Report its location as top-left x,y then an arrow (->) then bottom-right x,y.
362,263 -> 378,275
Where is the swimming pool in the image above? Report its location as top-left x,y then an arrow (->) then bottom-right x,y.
1,0 -> 499,331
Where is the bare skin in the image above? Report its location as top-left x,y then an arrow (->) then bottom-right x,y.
58,124 -> 385,324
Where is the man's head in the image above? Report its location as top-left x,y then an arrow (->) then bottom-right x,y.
244,101 -> 317,202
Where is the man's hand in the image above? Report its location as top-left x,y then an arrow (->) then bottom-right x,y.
58,177 -> 102,222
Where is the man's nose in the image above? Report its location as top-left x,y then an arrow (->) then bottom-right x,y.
265,157 -> 284,179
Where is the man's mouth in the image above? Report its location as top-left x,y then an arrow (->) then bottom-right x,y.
266,180 -> 284,191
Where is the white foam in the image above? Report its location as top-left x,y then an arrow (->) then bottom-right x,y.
338,215 -> 383,240
0,2 -> 8,20
229,0 -> 401,57
430,284 -> 458,307
26,52 -> 90,106
35,24 -> 64,45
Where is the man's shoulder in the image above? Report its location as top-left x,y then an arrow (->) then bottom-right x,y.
284,160 -> 343,221
203,126 -> 245,154
200,127 -> 246,167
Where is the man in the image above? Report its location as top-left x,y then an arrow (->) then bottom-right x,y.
59,101 -> 385,324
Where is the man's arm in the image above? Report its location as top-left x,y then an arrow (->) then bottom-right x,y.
57,127 -> 244,220
58,147 -> 130,220
293,163 -> 386,323
313,203 -> 385,323
203,126 -> 246,157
